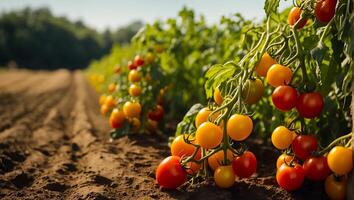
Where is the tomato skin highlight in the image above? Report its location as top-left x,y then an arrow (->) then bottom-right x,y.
327,146 -> 353,176
291,135 -> 318,161
303,156 -> 331,181
214,165 -> 235,188
196,122 -> 223,149
272,85 -> 298,111
226,114 -> 253,141
255,52 -> 277,77
288,7 -> 307,29
315,0 -> 337,23
266,64 -> 293,88
296,92 -> 324,118
242,78 -> 264,105
325,174 -> 347,200
271,126 -> 294,150
232,151 -> 257,178
156,156 -> 187,189
276,164 -> 305,191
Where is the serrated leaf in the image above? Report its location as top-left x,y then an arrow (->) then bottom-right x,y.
264,0 -> 280,17
204,62 -> 238,99
175,103 -> 204,136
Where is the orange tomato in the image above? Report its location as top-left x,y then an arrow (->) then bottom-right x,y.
226,114 -> 253,141
109,108 -> 125,129
108,83 -> 116,93
99,94 -> 106,105
123,101 -> 141,118
195,108 -> 219,128
196,122 -> 223,149
104,95 -> 115,108
128,70 -> 141,82
276,154 -> 295,169
100,104 -> 109,115
266,64 -> 293,88
208,149 -> 235,171
129,84 -> 142,97
288,7 -> 308,29
255,53 -> 277,77
214,87 -> 223,105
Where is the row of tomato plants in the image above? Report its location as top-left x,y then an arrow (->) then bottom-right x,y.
91,0 -> 353,198
155,0 -> 353,199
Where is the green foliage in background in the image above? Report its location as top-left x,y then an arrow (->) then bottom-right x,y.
0,7 -> 142,70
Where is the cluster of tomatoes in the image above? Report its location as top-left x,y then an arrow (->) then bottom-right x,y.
271,126 -> 352,199
287,0 -> 337,29
260,53 -> 350,199
156,93 -> 258,189
99,53 -> 166,135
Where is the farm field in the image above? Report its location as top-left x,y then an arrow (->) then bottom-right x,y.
0,70 -> 330,200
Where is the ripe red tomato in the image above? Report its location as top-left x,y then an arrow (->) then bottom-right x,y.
272,85 -> 298,111
315,0 -> 337,23
296,92 -> 324,118
148,105 -> 164,121
291,135 -> 318,161
288,7 -> 307,29
303,156 -> 331,181
232,151 -> 257,178
156,156 -> 187,189
128,60 -> 137,70
276,164 -> 304,191
134,55 -> 145,66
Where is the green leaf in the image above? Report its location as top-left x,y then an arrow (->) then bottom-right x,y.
264,0 -> 280,17
204,61 -> 239,99
175,103 -> 204,136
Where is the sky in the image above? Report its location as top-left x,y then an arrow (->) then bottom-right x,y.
0,0 -> 292,31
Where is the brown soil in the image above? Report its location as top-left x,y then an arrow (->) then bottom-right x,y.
0,69 -> 327,200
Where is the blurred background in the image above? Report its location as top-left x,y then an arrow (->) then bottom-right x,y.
0,0 -> 291,70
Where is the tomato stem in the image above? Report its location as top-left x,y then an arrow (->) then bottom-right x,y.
317,133 -> 352,155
